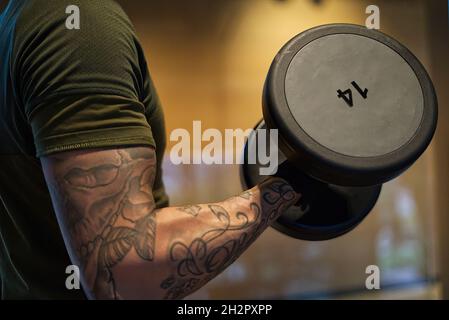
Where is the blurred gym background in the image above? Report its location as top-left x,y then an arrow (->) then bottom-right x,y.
117,0 -> 449,299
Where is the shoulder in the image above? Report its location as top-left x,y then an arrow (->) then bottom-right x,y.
12,0 -> 140,90
14,0 -> 135,45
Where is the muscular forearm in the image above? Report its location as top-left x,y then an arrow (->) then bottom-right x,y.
105,178 -> 297,299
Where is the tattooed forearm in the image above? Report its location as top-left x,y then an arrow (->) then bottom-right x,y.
160,179 -> 297,299
41,147 -> 298,300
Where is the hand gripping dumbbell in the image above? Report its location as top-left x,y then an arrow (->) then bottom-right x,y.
240,24 -> 438,240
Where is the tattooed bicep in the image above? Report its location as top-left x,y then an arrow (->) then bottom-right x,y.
41,147 -> 158,299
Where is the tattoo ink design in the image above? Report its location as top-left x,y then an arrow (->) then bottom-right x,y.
160,179 -> 296,299
260,179 -> 297,221
177,205 -> 202,217
47,144 -> 296,300
239,190 -> 252,200
49,149 -> 158,299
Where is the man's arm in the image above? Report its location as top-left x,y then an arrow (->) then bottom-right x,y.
41,146 -> 298,300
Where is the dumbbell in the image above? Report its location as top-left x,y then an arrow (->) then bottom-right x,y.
240,24 -> 438,241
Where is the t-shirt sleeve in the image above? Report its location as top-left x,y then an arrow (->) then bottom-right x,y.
13,0 -> 155,157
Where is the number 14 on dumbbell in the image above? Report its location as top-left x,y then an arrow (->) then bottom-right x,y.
337,81 -> 368,107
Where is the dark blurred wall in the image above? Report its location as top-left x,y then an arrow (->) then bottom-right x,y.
426,0 -> 449,300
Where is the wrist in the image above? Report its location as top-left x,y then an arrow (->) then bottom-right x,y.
257,177 -> 299,221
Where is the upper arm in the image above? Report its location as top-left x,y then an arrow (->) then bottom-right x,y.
15,1 -> 167,298
41,146 -> 158,299
14,0 -> 156,157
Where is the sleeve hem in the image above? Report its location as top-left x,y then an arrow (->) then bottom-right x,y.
36,126 -> 155,157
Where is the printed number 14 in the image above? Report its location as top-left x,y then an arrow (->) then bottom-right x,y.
337,81 -> 368,107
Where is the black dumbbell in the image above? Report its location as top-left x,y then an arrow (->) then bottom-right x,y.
240,24 -> 438,241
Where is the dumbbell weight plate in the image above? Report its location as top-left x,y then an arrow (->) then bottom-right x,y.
263,24 -> 437,186
240,121 -> 381,241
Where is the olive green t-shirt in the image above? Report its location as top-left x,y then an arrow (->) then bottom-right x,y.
0,0 -> 168,299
